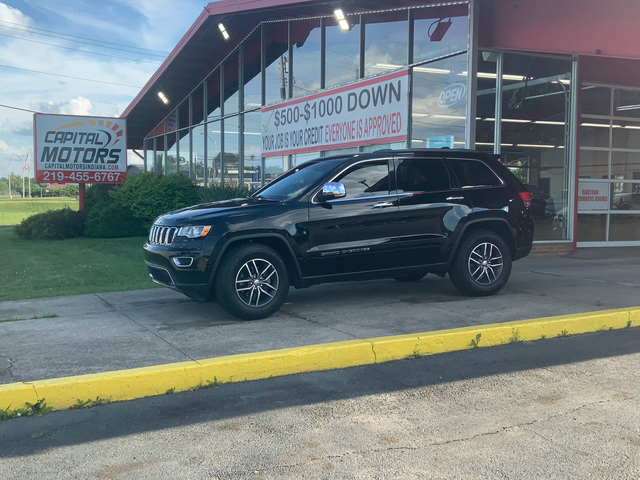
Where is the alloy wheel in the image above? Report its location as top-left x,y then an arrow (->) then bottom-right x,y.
468,242 -> 503,285
235,258 -> 280,307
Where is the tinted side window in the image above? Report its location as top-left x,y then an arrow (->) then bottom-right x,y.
449,159 -> 502,187
396,158 -> 451,193
335,160 -> 390,199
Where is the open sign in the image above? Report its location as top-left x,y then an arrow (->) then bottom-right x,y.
438,83 -> 467,108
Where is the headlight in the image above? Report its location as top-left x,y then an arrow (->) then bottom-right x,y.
177,225 -> 211,238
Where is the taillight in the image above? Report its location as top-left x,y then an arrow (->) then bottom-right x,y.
519,191 -> 532,209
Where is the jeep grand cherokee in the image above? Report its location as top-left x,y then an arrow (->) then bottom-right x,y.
144,149 -> 534,320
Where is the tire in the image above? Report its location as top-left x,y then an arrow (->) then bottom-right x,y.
394,270 -> 428,282
449,230 -> 512,296
214,244 -> 289,320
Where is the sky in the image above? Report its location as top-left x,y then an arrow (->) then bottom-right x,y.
0,0 -> 209,179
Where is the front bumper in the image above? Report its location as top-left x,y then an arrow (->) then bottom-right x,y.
143,236 -> 219,301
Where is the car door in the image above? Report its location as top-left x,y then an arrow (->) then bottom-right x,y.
395,156 -> 473,267
306,158 -> 399,277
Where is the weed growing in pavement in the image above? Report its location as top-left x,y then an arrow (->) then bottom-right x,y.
596,300 -> 603,306
409,348 -> 423,359
540,292 -> 547,297
165,388 -> 176,394
598,325 -> 608,331
626,320 -> 632,328
0,399 -> 53,421
610,327 -> 614,330
509,328 -> 523,344
540,334 -> 547,340
0,314 -> 59,323
0,317 -> 26,323
470,333 -> 482,349
188,377 -> 225,392
72,396 -> 112,409
558,330 -> 570,338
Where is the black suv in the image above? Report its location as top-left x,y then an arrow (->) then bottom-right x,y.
144,149 -> 534,320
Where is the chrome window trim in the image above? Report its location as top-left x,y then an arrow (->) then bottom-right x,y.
311,157 -> 393,204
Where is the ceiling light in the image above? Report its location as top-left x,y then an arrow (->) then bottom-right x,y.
157,91 -> 169,104
334,8 -> 350,31
218,23 -> 230,40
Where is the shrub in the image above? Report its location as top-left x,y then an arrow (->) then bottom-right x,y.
199,183 -> 252,203
14,208 -> 86,240
109,173 -> 201,229
84,201 -> 146,238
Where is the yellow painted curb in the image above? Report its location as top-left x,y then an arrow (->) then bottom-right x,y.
1,307 -> 638,413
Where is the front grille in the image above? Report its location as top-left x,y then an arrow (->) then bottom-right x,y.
149,225 -> 178,246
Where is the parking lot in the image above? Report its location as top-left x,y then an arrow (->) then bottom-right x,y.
1,249 -> 639,384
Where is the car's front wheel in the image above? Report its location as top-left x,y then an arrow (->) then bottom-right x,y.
215,244 -> 289,320
449,230 -> 512,296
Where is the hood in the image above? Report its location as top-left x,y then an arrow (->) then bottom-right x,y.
154,197 -> 280,225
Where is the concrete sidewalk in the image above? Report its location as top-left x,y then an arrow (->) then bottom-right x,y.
1,249 -> 639,385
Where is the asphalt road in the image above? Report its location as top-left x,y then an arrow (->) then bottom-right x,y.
1,328 -> 639,479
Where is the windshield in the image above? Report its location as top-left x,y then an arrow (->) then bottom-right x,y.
252,158 -> 345,200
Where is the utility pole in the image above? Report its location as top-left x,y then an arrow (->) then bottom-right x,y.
5,161 -> 12,199
279,56 -> 287,100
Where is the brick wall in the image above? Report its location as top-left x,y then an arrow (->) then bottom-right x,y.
529,242 -> 574,258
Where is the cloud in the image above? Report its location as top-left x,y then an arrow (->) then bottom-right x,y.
30,97 -> 94,116
0,2 -> 32,27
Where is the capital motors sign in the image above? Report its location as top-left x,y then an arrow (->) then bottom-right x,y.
34,113 -> 127,184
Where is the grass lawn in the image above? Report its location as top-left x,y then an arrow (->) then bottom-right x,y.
0,226 -> 160,302
0,198 -> 79,226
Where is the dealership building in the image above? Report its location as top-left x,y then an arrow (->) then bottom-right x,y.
122,0 -> 640,253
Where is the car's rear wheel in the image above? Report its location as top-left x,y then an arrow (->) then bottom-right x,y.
449,230 -> 512,296
215,244 -> 289,320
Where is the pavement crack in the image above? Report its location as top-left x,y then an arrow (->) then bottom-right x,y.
95,295 -> 197,363
0,355 -> 17,382
280,309 -> 359,339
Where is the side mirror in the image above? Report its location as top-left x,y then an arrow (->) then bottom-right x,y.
319,182 -> 346,202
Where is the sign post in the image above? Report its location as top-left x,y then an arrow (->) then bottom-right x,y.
33,114 -> 128,210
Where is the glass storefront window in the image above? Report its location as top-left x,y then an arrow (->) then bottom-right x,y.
192,125 -> 205,184
292,19 -> 321,98
413,4 -> 468,64
224,52 -> 240,116
609,214 -> 640,240
579,150 -> 609,179
581,86 -> 611,116
192,84 -> 204,125
177,128 -> 191,176
243,111 -> 263,189
363,10 -> 407,77
577,214 -> 607,242
264,22 -> 289,105
611,152 -> 640,180
612,121 -> 640,149
243,31 -> 262,111
223,115 -> 240,184
411,53 -> 467,149
207,68 -> 221,121
500,53 -> 573,241
325,15 -> 360,88
291,152 -> 319,167
614,88 -> 640,119
166,132 -> 177,175
207,122 -> 222,185
265,156 -> 287,183
581,118 -> 610,148
475,51 -> 498,152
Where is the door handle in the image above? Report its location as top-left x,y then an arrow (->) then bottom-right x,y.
373,202 -> 394,208
446,196 -> 465,201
